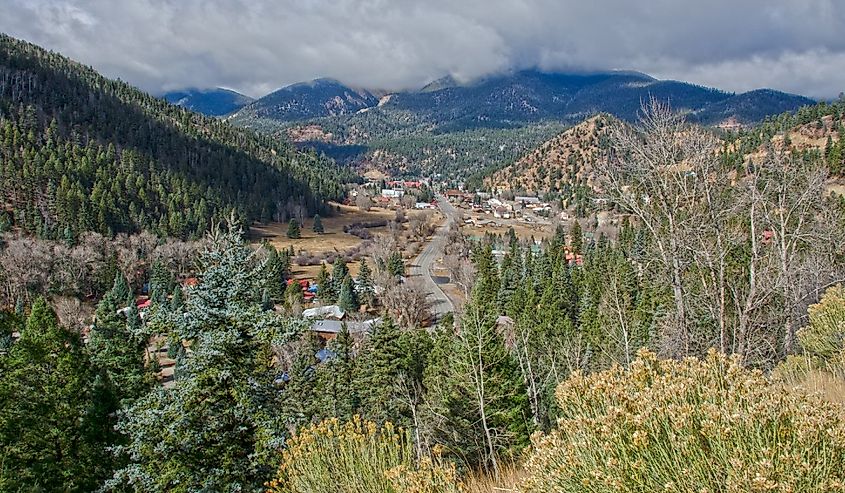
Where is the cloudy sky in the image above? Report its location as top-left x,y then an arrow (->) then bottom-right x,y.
2,0 -> 844,99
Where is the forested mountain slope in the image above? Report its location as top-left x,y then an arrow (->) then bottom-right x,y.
163,87 -> 253,116
230,70 -> 813,180
0,34 -> 353,239
487,99 -> 845,195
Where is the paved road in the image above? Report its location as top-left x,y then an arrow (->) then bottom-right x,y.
410,194 -> 458,319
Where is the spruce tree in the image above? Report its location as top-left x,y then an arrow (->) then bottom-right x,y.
314,324 -> 357,421
569,220 -> 583,254
356,259 -> 375,307
331,257 -> 350,296
287,218 -> 301,239
337,274 -> 359,313
387,251 -> 405,277
353,317 -> 403,424
284,279 -> 304,311
312,214 -> 324,234
421,301 -> 531,475
0,298 -> 111,491
108,223 -> 304,491
316,263 -> 336,302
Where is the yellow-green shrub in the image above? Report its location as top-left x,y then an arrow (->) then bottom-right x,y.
266,416 -> 461,493
521,349 -> 845,493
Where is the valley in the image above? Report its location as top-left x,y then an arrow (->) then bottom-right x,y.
2,21 -> 845,493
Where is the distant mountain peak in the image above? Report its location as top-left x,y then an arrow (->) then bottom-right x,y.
163,87 -> 253,117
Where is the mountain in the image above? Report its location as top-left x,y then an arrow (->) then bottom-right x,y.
229,78 -> 379,124
486,115 -> 612,194
228,69 -> 815,180
163,87 -> 253,116
692,89 -> 816,126
235,70 -> 815,132
486,99 -> 845,195
0,34 -> 352,239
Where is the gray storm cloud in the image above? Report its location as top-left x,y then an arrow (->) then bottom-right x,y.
1,0 -> 844,99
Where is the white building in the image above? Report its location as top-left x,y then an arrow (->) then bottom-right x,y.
381,188 -> 405,198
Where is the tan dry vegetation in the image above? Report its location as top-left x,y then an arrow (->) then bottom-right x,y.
487,115 -> 611,193
250,202 -> 440,279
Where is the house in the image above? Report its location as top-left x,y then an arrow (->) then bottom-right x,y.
564,250 -> 584,266
415,202 -> 435,209
183,277 -> 199,287
444,190 -> 467,203
515,196 -> 541,205
381,188 -> 405,198
308,318 -> 381,341
493,206 -> 511,219
302,305 -> 346,319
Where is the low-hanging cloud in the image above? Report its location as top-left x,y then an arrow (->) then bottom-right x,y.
2,0 -> 844,99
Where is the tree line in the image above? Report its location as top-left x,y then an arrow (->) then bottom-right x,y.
0,34 -> 355,239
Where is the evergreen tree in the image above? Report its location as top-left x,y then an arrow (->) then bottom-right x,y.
287,218 -> 301,239
88,293 -> 151,405
110,270 -> 133,306
569,220 -> 583,254
353,317 -> 404,424
331,257 -> 350,296
316,263 -> 336,302
170,284 -> 184,311
422,301 -> 531,475
312,214 -> 324,234
0,298 -> 111,491
314,324 -> 357,421
108,223 -> 304,492
337,274 -> 360,313
387,251 -> 405,277
356,259 -> 376,307
284,279 -> 304,312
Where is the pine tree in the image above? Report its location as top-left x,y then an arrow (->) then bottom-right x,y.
312,214 -> 324,234
387,251 -> 405,277
284,279 -> 304,311
332,257 -> 350,296
569,220 -> 583,254
0,298 -> 111,491
421,301 -> 531,475
337,274 -> 359,313
356,259 -> 375,307
108,223 -> 304,491
316,263 -> 336,302
110,270 -> 132,306
287,218 -> 301,239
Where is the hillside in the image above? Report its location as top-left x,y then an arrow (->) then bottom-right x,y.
229,78 -> 379,124
487,115 -> 612,194
487,99 -> 845,195
0,34 -> 353,239
163,87 -> 253,116
230,70 -> 814,180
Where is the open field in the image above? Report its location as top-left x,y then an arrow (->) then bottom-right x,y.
249,202 -> 441,280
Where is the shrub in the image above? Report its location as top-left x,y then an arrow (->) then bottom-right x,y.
521,349 -> 845,493
267,417 -> 461,493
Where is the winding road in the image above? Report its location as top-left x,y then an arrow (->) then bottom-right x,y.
410,194 -> 458,319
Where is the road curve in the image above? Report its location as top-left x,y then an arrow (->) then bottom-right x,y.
409,194 -> 457,319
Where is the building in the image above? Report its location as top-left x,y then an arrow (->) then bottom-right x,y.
308,318 -> 381,341
515,196 -> 541,205
381,188 -> 405,198
302,305 -> 345,319
415,202 -> 436,209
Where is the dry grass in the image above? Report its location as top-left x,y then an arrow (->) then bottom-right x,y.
779,368 -> 845,407
460,466 -> 524,493
249,203 -> 439,279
